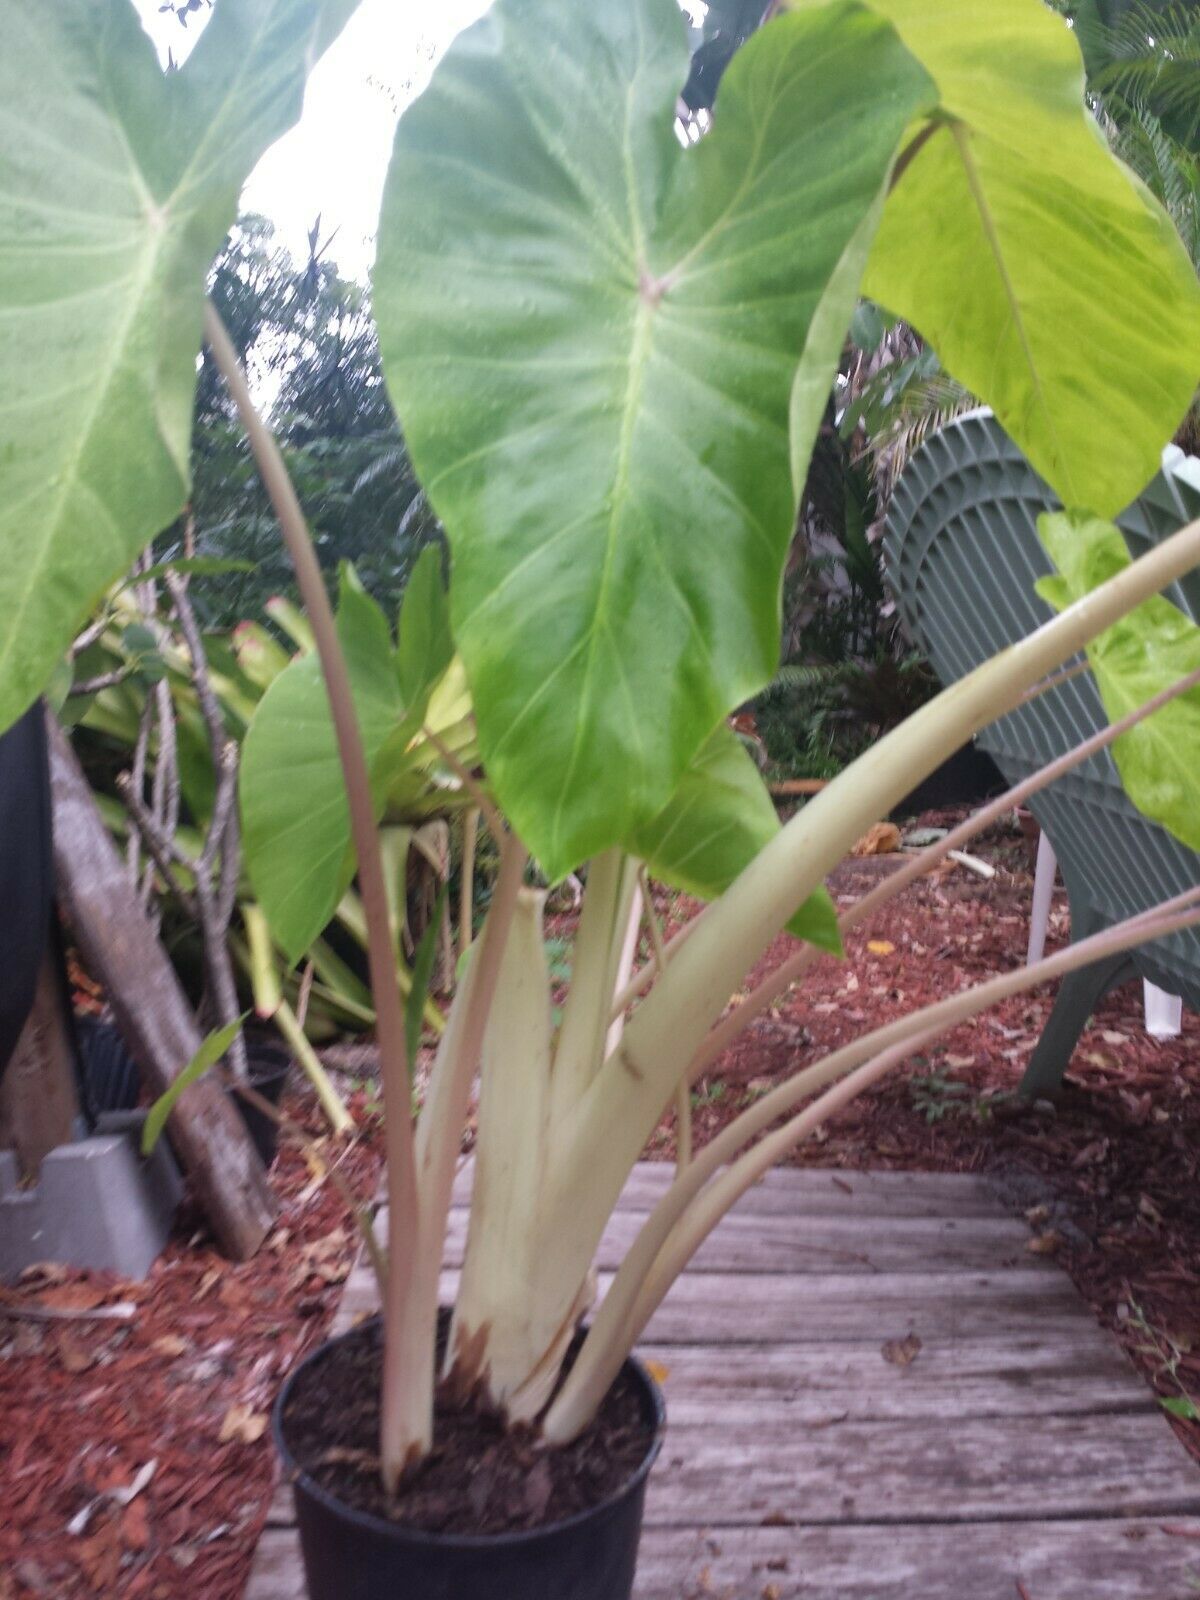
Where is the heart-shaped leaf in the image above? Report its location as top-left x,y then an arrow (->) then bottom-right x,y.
844,0 -> 1200,516
0,0 -> 359,734
240,567 -> 405,962
240,563 -> 461,962
375,0 -> 935,879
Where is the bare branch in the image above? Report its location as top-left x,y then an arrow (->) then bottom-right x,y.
166,569 -> 226,759
68,667 -> 133,697
115,772 -> 198,919
69,613 -> 111,661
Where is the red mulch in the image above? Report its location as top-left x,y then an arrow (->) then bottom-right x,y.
3,806 -> 1197,1595
642,808 -> 1200,1472
0,1091 -> 384,1598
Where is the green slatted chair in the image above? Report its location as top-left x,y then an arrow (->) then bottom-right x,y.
884,412 -> 1200,1097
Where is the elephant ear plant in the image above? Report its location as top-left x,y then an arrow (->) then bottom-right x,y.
3,0 -> 1200,1589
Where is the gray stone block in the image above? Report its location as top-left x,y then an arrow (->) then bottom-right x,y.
0,1122 -> 182,1282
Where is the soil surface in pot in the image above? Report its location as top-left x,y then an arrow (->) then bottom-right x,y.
282,1318 -> 653,1536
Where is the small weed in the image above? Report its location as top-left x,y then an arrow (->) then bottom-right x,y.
908,1072 -> 972,1123
1126,1301 -> 1200,1421
908,1072 -> 1011,1125
691,1079 -> 728,1110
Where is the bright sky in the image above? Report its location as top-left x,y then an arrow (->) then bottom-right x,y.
132,0 -> 492,282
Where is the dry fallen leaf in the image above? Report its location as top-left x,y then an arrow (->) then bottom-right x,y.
881,1333 -> 921,1367
57,1330 -> 94,1374
218,1403 -> 268,1445
1027,1231 -> 1063,1256
18,1262 -> 69,1287
852,822 -> 901,857
39,1282 -> 108,1314
151,1334 -> 189,1359
194,1267 -> 221,1302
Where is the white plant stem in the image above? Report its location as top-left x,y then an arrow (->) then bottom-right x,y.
610,903 -> 707,1019
552,850 -> 640,1122
544,895 -> 1200,1440
639,866 -> 690,1172
605,884 -> 645,1059
392,828 -> 527,1451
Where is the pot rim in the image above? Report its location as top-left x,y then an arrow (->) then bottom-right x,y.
273,1313 -> 666,1551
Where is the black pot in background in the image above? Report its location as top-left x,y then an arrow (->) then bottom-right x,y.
72,1019 -> 290,1166
274,1317 -> 666,1600
235,1039 -> 291,1167
891,739 -> 1005,817
74,1017 -> 141,1120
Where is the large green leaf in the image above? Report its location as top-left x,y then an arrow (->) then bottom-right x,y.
240,563 -> 461,963
1036,509 -> 1200,851
375,0 -> 935,880
823,0 -> 1200,516
396,545 -> 453,711
632,724 -> 842,952
240,567 -> 405,963
0,0 -> 358,734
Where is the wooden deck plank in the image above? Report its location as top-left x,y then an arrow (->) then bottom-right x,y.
249,1164 -> 1199,1598
249,1518 -> 1200,1600
643,1412 -> 1200,1524
631,1522 -> 1200,1599
449,1160 -> 1007,1218
634,1335 -> 1148,1417
442,1205 -> 1039,1275
332,1267 -> 1099,1345
265,1412 -> 1199,1531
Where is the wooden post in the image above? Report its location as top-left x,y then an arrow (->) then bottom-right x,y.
0,948 -> 80,1179
46,715 -> 276,1260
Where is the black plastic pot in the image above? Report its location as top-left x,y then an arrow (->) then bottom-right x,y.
235,1040 -> 290,1167
274,1317 -> 665,1600
891,739 -> 1005,817
75,1017 -> 141,1118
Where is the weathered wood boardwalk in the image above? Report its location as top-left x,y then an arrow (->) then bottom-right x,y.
247,1164 -> 1200,1598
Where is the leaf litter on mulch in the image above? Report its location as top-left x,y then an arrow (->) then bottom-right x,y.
0,1088 -> 385,1598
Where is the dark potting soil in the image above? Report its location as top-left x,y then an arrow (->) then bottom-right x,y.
281,1317 -> 654,1536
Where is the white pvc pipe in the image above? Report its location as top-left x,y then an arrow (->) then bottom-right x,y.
1144,981 -> 1184,1040
1027,830 -> 1057,966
